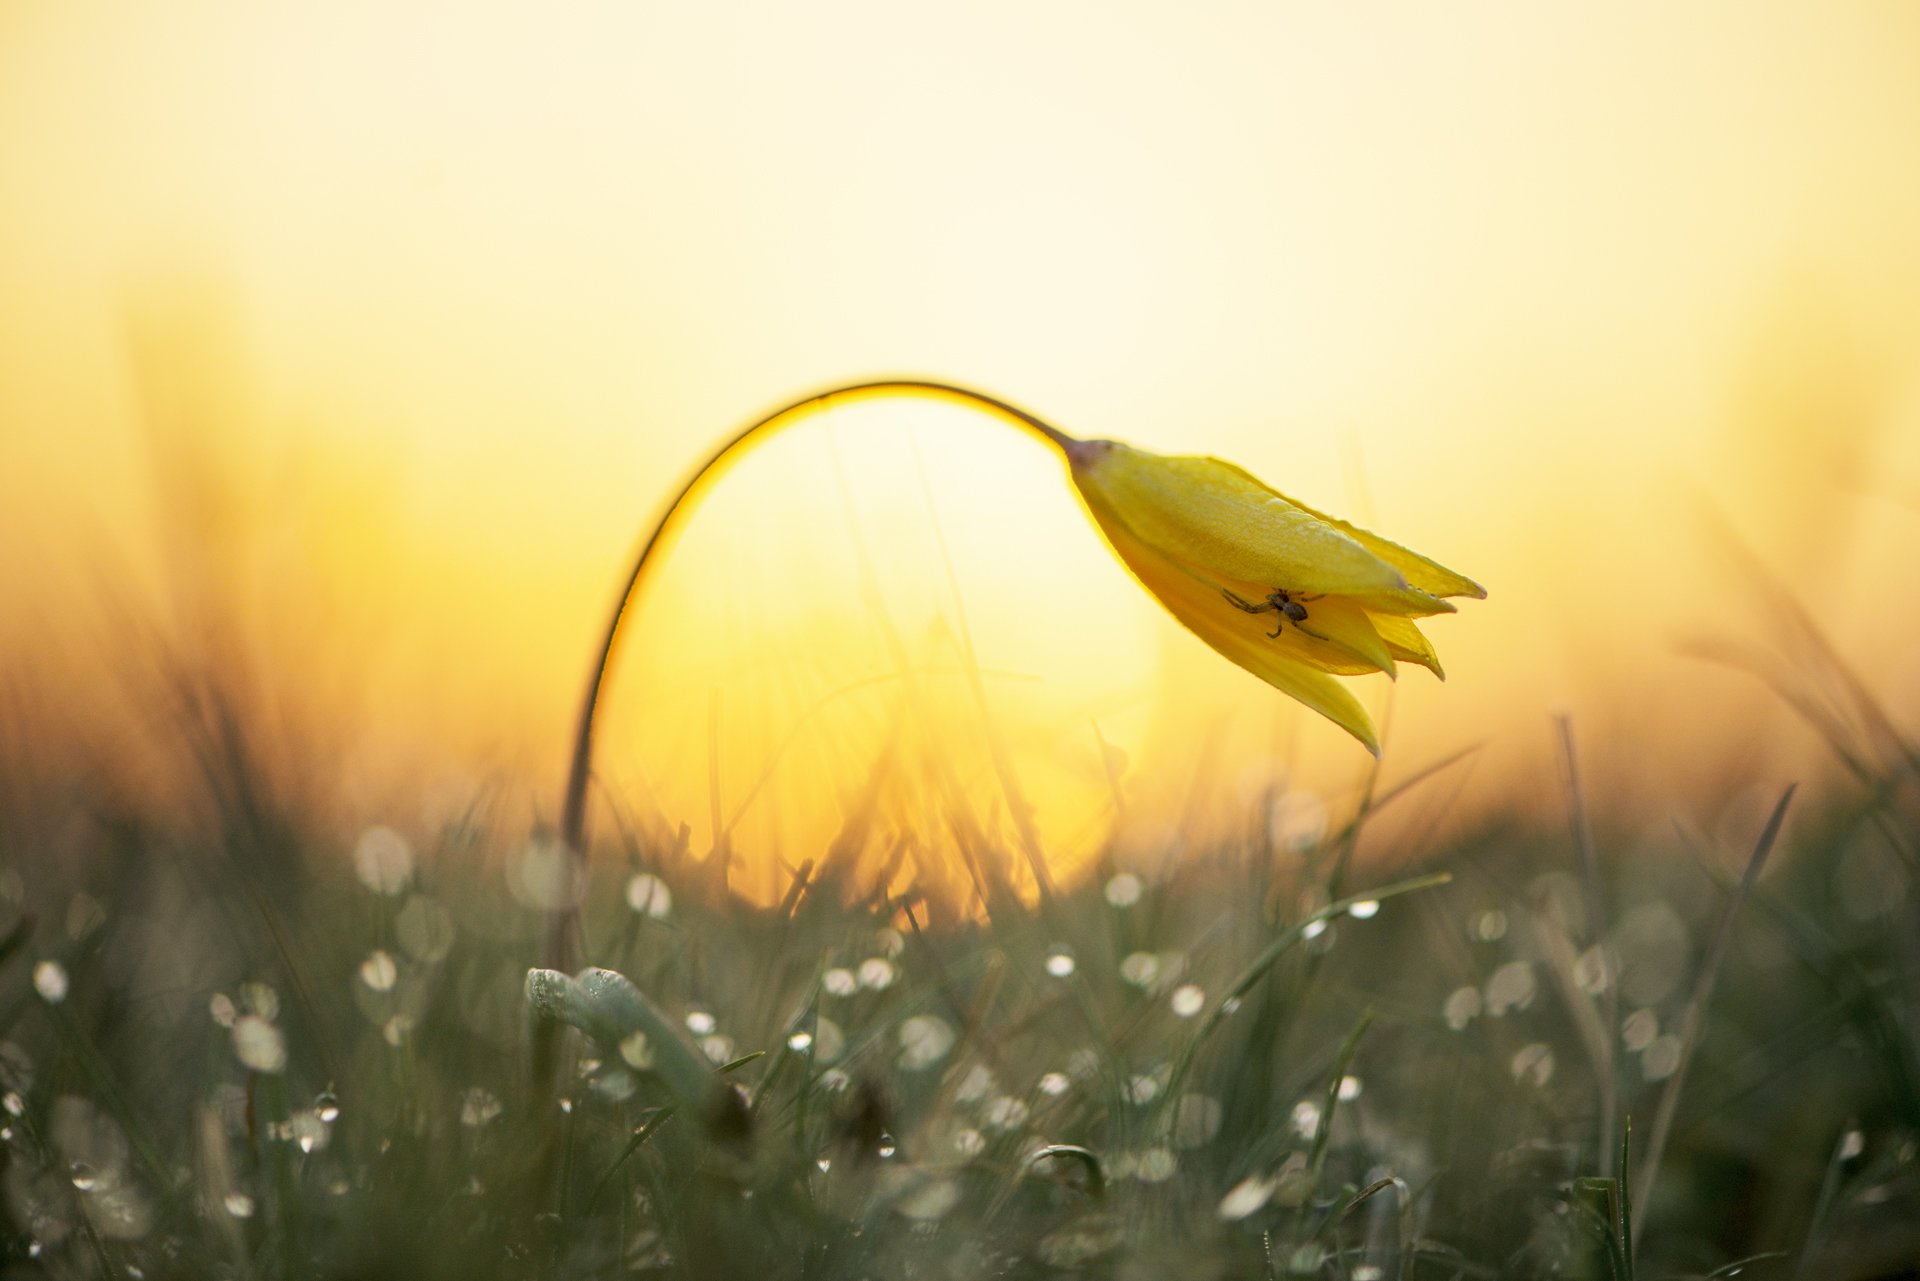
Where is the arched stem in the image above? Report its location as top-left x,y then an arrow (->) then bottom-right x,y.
545,379 -> 1084,970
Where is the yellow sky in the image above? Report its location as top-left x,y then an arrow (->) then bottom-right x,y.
3,2 -> 1918,892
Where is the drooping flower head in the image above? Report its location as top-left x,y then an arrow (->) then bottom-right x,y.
1059,437 -> 1484,755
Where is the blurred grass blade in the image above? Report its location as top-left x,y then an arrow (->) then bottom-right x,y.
584,1106 -> 676,1214
1636,785 -> 1795,1217
526,967 -> 719,1107
1308,1012 -> 1371,1186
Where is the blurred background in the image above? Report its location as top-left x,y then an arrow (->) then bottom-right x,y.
3,1 -> 1918,896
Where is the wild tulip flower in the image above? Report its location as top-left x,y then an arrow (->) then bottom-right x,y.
1059,437 -> 1484,755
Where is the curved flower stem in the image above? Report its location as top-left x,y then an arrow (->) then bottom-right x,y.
546,379 -> 1084,973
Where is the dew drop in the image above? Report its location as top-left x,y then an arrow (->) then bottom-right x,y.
624,873 -> 672,919
314,1091 -> 341,1124
359,950 -> 399,993
1347,899 -> 1380,920
353,826 -> 414,895
32,961 -> 68,1004
461,1088 -> 503,1127
1038,1071 -> 1070,1097
1120,952 -> 1161,988
1218,1173 -> 1277,1221
224,1193 -> 255,1219
1135,1147 -> 1176,1182
857,958 -> 897,991
822,968 -> 857,997
786,1030 -> 814,1053
1169,984 -> 1206,1018
684,1010 -> 716,1036
620,1031 -> 654,1069
1643,1033 -> 1682,1081
70,1161 -> 98,1192
1104,873 -> 1143,907
232,1016 -> 288,1074
1043,949 -> 1076,978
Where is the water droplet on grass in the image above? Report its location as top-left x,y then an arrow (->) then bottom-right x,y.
1038,1072 -> 1069,1096
353,826 -> 414,895
1337,1075 -> 1362,1101
314,1091 -> 340,1124
1043,949 -> 1076,978
985,1097 -> 1029,1130
223,1193 -> 255,1219
32,962 -> 68,1004
1170,984 -> 1205,1017
822,968 -> 856,996
1120,952 -> 1161,987
624,874 -> 672,919
1104,873 -> 1143,907
69,1162 -> 97,1192
1291,1099 -> 1321,1139
240,982 -> 279,1020
461,1089 -> 502,1127
3,1092 -> 23,1118
1622,1009 -> 1658,1052
1510,1043 -> 1555,1086
1348,899 -> 1380,919
1443,986 -> 1481,1030
786,1030 -> 814,1052
684,1010 -> 716,1035
232,1017 -> 287,1074
1217,1173 -> 1277,1220
1642,1034 -> 1682,1081
857,958 -> 897,990
1135,1147 -> 1176,1182
208,994 -> 235,1027
359,950 -> 398,993
898,1016 -> 954,1069
1485,961 -> 1536,1016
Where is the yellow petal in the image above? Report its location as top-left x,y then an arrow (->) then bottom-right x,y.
1372,614 -> 1445,679
1071,444 -> 1409,599
1203,458 -> 1486,599
1088,509 -> 1381,754
1209,579 -> 1397,676
1348,586 -> 1457,618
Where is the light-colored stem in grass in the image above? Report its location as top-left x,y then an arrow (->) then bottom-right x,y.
548,380 -> 1084,975
1633,782 -> 1795,1241
1555,715 -> 1619,1177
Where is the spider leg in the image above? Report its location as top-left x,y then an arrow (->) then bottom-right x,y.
1222,589 -> 1275,615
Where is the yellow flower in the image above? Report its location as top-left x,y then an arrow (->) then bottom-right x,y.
1061,437 -> 1484,756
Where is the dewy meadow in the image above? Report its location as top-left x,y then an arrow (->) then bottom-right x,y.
5,4 -> 1920,1278
1,357 -> 1916,1278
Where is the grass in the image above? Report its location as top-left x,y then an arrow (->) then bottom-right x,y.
0,693 -> 1915,1281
